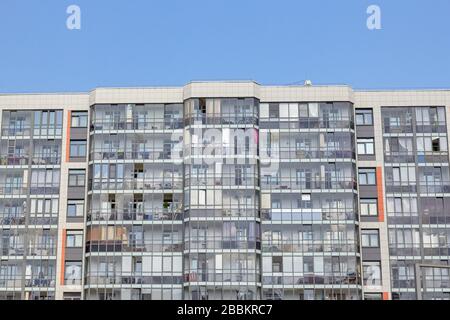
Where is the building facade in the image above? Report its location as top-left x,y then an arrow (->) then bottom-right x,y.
0,81 -> 449,300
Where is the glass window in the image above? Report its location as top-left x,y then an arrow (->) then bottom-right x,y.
357,138 -> 375,155
64,261 -> 82,285
361,229 -> 380,247
69,140 -> 87,158
363,261 -> 382,286
360,198 -> 378,216
66,230 -> 83,248
68,170 -> 86,187
71,112 -> 88,128
359,168 -> 376,185
356,109 -> 373,125
67,200 -> 84,217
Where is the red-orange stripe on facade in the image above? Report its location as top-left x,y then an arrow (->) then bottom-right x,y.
66,111 -> 71,162
376,167 -> 385,222
60,229 -> 67,286
383,292 -> 390,300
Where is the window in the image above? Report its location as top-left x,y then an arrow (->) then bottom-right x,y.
364,293 -> 383,300
361,230 -> 380,248
67,200 -> 84,217
71,112 -> 88,128
363,261 -> 382,286
359,168 -> 376,185
269,104 -> 279,118
356,109 -> 373,125
69,140 -> 87,158
360,198 -> 378,216
68,170 -> 86,187
64,261 -> 82,285
357,138 -> 375,155
298,194 -> 312,209
66,230 -> 83,248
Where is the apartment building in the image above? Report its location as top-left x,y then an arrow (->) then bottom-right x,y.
0,81 -> 449,300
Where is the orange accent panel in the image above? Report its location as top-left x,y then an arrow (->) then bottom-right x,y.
383,292 -> 390,300
66,111 -> 71,162
60,229 -> 67,285
376,167 -> 385,222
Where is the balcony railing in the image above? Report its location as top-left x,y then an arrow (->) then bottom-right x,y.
184,115 -> 259,126
261,178 -> 357,190
184,238 -> 261,250
260,148 -> 355,160
415,121 -> 447,134
260,117 -> 354,130
84,274 -> 184,285
91,119 -> 184,131
0,155 -> 29,166
29,185 -> 59,195
85,241 -> 183,253
185,175 -> 259,187
90,149 -> 175,161
419,181 -> 450,193
87,208 -> 182,222
262,241 -> 357,253
0,184 -> 28,196
0,214 -> 26,225
263,273 -> 359,285
184,272 -> 259,283
261,209 -> 357,221
1,126 -> 31,137
89,178 -> 182,191
31,153 -> 61,165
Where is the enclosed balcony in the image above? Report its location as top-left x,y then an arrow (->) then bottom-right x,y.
88,192 -> 182,222
260,102 -> 354,130
85,225 -> 183,253
90,104 -> 183,132
183,253 -> 260,283
90,163 -> 182,192
184,221 -> 261,251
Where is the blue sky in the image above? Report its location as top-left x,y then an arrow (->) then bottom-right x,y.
0,0 -> 449,93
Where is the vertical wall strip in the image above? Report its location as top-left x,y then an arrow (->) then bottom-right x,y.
66,110 -> 71,162
60,229 -> 67,286
376,167 -> 385,222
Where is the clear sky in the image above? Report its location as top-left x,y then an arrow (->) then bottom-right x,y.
0,0 -> 449,93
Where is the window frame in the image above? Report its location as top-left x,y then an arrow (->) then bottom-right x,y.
356,109 -> 374,126
357,138 -> 375,155
71,111 -> 88,128
69,140 -> 87,158
358,168 -> 377,186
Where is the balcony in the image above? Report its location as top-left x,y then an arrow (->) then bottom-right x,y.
260,117 -> 354,130
419,181 -> 450,194
262,208 -> 356,222
0,184 -> 28,197
262,241 -> 357,253
185,175 -> 259,188
261,178 -> 357,191
415,121 -> 447,134
85,240 -> 183,253
90,149 -> 174,161
184,272 -> 259,283
91,119 -> 184,131
87,208 -> 182,222
184,114 -> 259,126
184,237 -> 261,251
260,148 -> 355,160
89,178 -> 182,191
0,155 -> 29,166
31,153 -> 61,166
1,126 -> 32,138
29,184 -> 59,195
